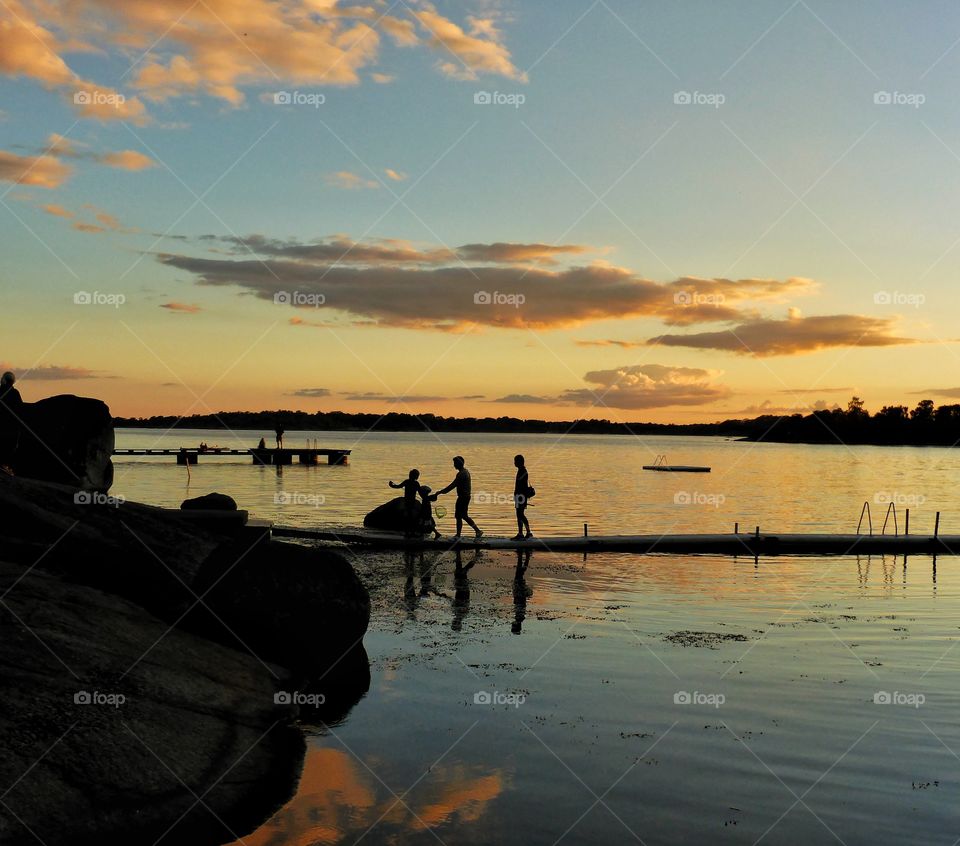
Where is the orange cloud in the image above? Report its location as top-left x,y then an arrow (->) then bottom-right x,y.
413,7 -> 527,81
647,314 -> 916,356
160,301 -> 202,313
0,151 -> 71,188
40,203 -> 73,218
324,170 -> 380,190
100,149 -> 156,170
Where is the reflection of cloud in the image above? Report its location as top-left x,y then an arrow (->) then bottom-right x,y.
561,364 -> 731,410
647,314 -> 916,356
227,746 -> 504,846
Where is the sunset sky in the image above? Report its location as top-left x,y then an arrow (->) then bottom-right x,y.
3,0 -> 960,421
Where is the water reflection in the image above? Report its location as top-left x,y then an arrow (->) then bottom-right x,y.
229,747 -> 505,846
452,549 -> 479,632
512,550 -> 532,635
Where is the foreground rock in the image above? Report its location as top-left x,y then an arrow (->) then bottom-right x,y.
181,491 -> 238,511
14,394 -> 114,492
0,474 -> 371,844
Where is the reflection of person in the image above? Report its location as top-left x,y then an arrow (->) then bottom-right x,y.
512,549 -> 532,634
275,424 -> 285,449
389,469 -> 421,537
451,548 -> 478,631
438,456 -> 482,539
0,371 -> 24,472
512,454 -> 533,540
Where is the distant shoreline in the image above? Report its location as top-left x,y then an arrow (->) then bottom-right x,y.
112,400 -> 960,447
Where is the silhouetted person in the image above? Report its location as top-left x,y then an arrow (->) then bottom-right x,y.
512,549 -> 532,634
438,456 -> 482,539
389,469 -> 421,537
418,485 -> 442,539
0,371 -> 23,472
257,437 -> 266,450
275,424 -> 285,449
512,453 -> 533,540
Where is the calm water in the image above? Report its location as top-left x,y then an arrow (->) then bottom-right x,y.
111,431 -> 960,845
113,429 -> 958,536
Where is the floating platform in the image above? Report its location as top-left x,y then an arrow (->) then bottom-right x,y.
270,527 -> 960,556
113,447 -> 351,465
642,465 -> 711,473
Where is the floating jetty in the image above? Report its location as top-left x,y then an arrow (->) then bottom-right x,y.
113,447 -> 351,465
270,526 -> 960,556
642,454 -> 711,473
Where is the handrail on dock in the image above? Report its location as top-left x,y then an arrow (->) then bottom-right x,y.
857,501 -> 872,536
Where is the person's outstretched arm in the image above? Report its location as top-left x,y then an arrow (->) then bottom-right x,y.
438,479 -> 456,495
389,480 -> 401,488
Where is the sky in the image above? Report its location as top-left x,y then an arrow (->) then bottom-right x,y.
2,0 -> 960,422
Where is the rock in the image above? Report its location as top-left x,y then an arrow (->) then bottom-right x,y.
0,560 -> 305,846
363,496 -> 410,532
14,394 -> 114,492
181,492 -> 238,511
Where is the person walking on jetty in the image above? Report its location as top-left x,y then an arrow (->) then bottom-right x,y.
390,469 -> 422,537
274,424 -> 285,450
438,456 -> 482,539
0,371 -> 23,473
512,454 -> 534,540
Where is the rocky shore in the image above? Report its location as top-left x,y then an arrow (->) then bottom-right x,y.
0,396 -> 371,844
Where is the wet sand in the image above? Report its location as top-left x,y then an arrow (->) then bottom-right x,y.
233,548 -> 959,844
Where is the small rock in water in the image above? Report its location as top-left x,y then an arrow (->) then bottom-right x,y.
181,492 -> 238,511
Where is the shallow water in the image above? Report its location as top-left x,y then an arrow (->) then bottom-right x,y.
112,429 -> 957,536
223,548 -> 959,846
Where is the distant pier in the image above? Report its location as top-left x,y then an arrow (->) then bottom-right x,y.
113,447 -> 351,465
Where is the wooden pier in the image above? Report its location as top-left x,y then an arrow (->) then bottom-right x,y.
113,447 -> 351,465
269,527 -> 960,556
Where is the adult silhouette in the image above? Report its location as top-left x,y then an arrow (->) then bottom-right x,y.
438,456 -> 482,539
512,453 -> 533,540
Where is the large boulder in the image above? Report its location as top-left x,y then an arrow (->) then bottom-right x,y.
14,394 -> 114,492
181,492 -> 238,511
363,496 -> 410,532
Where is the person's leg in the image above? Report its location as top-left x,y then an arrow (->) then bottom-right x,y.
520,507 -> 530,536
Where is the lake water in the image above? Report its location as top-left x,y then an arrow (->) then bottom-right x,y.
112,429 -> 957,536
112,431 -> 960,845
